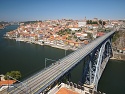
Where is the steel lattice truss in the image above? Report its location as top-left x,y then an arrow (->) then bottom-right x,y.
82,39 -> 113,90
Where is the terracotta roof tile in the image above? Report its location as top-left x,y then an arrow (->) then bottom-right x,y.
56,87 -> 79,94
0,80 -> 16,86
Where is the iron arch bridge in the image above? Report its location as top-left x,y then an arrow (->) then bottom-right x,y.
7,31 -> 115,94
81,38 -> 113,91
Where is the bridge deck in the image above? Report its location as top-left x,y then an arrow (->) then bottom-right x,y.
8,31 -> 115,94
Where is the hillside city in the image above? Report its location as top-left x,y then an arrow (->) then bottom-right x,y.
1,18 -> 125,93
4,18 -> 123,50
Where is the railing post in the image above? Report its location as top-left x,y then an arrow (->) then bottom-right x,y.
65,49 -> 67,56
45,58 -> 47,68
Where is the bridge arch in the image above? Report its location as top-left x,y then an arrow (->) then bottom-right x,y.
81,39 -> 113,90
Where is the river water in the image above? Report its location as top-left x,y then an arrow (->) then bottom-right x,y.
0,25 -> 125,94
0,25 -> 72,79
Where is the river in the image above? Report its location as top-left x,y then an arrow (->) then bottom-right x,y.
0,25 -> 72,79
98,59 -> 125,94
0,25 -> 125,94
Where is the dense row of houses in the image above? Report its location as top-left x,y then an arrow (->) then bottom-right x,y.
5,19 -> 121,49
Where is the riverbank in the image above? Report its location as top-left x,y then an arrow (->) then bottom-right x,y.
0,26 -> 5,29
111,51 -> 125,60
0,24 -> 73,79
4,37 -> 78,51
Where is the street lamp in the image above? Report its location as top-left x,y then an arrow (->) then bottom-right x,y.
45,58 -> 57,68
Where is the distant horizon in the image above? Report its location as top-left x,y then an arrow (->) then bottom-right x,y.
1,18 -> 125,22
0,0 -> 125,22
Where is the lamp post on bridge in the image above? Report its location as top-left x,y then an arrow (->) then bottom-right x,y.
65,49 -> 67,56
64,48 -> 68,56
45,58 -> 57,68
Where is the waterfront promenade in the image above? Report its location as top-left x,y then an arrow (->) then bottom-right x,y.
5,37 -> 78,50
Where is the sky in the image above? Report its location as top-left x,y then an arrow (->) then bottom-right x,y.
0,0 -> 125,21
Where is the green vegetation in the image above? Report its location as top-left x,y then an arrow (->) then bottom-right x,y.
99,20 -> 106,25
4,71 -> 21,80
86,20 -> 98,24
104,28 -> 111,33
86,32 -> 93,40
86,20 -> 106,25
112,30 -> 125,50
57,28 -> 72,35
66,36 -> 72,40
21,21 -> 42,25
112,31 -> 120,42
97,28 -> 110,33
77,28 -> 82,32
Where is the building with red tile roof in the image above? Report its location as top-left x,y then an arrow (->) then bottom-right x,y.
97,32 -> 105,37
0,80 -> 16,86
56,87 -> 79,94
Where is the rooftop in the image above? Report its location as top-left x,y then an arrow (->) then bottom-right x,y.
0,80 -> 16,86
56,87 -> 79,94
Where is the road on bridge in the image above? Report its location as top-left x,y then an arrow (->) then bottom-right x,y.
8,31 -> 115,94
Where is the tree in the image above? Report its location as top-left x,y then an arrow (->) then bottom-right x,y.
92,21 -> 98,24
99,20 -> 106,25
112,31 -> 120,42
86,20 -> 90,24
5,71 -> 21,80
86,20 -> 92,24
86,32 -> 93,41
57,28 -> 72,35
90,20 -> 92,24
86,20 -> 98,24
